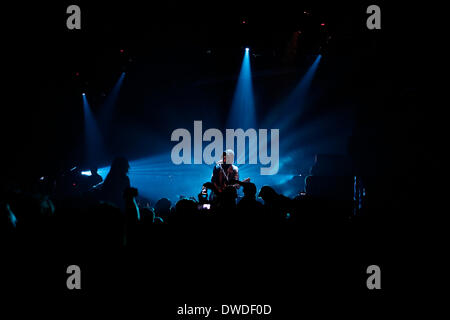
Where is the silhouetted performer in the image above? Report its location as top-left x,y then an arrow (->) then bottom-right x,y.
102,157 -> 130,211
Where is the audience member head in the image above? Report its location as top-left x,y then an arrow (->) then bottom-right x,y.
258,186 -> 278,203
110,157 -> 129,176
155,198 -> 171,220
241,182 -> 257,199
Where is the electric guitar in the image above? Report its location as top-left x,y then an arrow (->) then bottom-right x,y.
215,177 -> 251,193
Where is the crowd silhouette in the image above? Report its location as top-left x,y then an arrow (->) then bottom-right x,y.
1,155 -> 370,252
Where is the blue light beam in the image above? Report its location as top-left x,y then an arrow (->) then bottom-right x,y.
263,54 -> 322,131
227,48 -> 257,164
99,72 -> 126,135
227,48 -> 256,131
82,94 -> 106,166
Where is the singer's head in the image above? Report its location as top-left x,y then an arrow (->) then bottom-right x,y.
222,149 -> 234,165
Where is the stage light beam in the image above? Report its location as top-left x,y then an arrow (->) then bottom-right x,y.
263,54 -> 322,131
98,72 -> 126,136
82,94 -> 106,166
227,47 -> 257,164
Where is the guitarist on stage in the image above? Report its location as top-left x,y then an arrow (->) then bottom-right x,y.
211,149 -> 241,193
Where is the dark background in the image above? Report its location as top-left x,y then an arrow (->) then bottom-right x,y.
3,1 -> 423,179
1,0 -> 433,309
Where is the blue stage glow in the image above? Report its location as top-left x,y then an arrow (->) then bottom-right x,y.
96,167 -> 110,179
96,152 -> 297,204
280,110 -> 352,153
87,54 -> 350,204
96,153 -> 211,203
